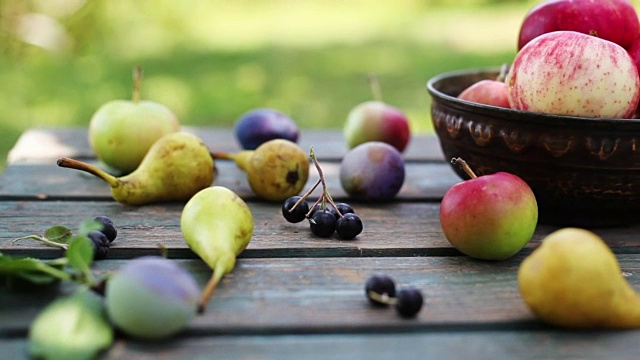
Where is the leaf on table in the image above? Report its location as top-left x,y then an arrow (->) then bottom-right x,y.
43,225 -> 73,244
28,288 -> 114,360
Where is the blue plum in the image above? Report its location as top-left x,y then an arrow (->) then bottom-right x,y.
105,256 -> 200,340
339,141 -> 405,201
234,108 -> 299,150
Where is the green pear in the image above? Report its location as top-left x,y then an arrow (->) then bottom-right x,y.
57,132 -> 214,205
211,139 -> 309,202
89,67 -> 180,174
181,186 -> 254,313
518,227 -> 640,328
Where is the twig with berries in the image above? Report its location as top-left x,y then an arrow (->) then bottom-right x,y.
281,146 -> 363,240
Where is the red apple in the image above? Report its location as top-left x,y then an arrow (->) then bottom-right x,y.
458,80 -> 510,108
440,158 -> 538,261
518,0 -> 640,50
343,100 -> 411,153
506,31 -> 640,118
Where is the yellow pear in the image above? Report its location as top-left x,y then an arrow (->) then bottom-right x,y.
181,186 -> 254,313
57,132 -> 214,205
212,139 -> 309,202
518,227 -> 640,328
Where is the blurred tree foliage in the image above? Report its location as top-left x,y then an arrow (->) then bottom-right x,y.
0,0 -> 548,170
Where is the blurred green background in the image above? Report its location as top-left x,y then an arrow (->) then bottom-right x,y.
2,0 -> 628,171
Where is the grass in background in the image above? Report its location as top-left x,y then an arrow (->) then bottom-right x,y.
0,0 -> 538,171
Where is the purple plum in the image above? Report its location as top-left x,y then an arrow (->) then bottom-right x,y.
234,108 -> 299,150
339,141 -> 405,201
105,256 -> 200,340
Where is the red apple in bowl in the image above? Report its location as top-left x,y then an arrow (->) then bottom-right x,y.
458,79 -> 510,108
440,158 -> 538,261
343,100 -> 411,153
507,31 -> 640,118
518,0 -> 640,50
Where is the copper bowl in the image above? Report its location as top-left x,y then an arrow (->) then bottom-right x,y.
427,68 -> 640,227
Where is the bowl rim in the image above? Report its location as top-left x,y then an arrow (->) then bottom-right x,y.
426,67 -> 640,130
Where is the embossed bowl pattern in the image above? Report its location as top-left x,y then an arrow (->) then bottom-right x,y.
427,68 -> 640,226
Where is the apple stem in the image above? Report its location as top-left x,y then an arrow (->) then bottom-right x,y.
496,63 -> 509,83
57,157 -> 121,188
368,73 -> 383,102
451,157 -> 477,179
133,66 -> 143,104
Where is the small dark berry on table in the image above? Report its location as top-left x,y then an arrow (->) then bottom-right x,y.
336,213 -> 363,240
282,196 -> 309,223
309,210 -> 337,237
365,274 -> 396,306
94,215 -> 117,242
395,286 -> 424,317
88,230 -> 110,260
334,202 -> 355,218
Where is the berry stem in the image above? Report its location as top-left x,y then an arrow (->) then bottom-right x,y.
367,290 -> 397,305
451,157 -> 477,179
289,178 -> 321,213
309,147 -> 343,217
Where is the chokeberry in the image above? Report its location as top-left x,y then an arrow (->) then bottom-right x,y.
364,274 -> 396,306
94,216 -> 117,242
336,213 -> 363,240
395,286 -> 424,317
88,230 -> 110,260
282,196 -> 309,223
309,210 -> 336,237
334,202 -> 355,218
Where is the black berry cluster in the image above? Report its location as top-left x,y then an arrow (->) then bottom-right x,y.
281,147 -> 363,240
365,274 -> 423,318
90,216 -> 118,260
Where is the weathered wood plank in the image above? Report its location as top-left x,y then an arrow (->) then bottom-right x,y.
4,329 -> 640,360
0,161 -> 460,201
3,255 -> 640,335
7,126 -> 444,164
3,200 -> 640,257
0,200 -> 479,257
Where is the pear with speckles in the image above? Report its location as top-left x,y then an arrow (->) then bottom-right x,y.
181,186 -> 254,313
212,139 -> 309,202
518,227 -> 640,329
57,132 -> 214,205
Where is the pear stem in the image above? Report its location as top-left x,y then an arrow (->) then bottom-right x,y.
197,271 -> 222,314
210,151 -> 234,160
368,73 -> 383,102
451,157 -> 477,179
133,66 -> 142,104
57,157 -> 121,187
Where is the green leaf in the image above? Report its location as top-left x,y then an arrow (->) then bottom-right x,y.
28,288 -> 114,360
66,236 -> 94,273
0,252 -> 71,283
78,220 -> 102,237
44,226 -> 73,244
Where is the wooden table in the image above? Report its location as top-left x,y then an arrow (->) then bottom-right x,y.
2,127 -> 640,359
